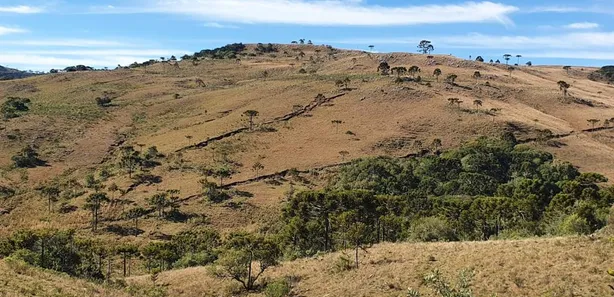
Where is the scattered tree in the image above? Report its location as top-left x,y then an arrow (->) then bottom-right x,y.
368,45 -> 375,52
408,66 -> 421,78
37,185 -> 61,212
331,120 -> 344,133
445,74 -> 458,84
148,192 -> 169,218
243,110 -> 260,130
563,65 -> 571,74
433,68 -> 442,82
252,161 -> 264,178
117,244 -> 139,277
526,61 -> 532,67
472,71 -> 481,82
516,54 -> 522,65
473,99 -> 483,111
557,81 -> 571,97
212,233 -> 280,291
339,151 -> 350,161
85,192 -> 110,232
417,40 -> 434,54
475,56 -> 484,62
12,146 -> 45,168
587,119 -> 600,130
377,61 -> 390,75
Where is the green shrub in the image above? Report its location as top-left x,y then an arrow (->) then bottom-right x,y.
333,253 -> 354,272
12,146 -> 45,168
410,217 -> 457,242
264,279 -> 291,297
8,249 -> 39,266
559,214 -> 591,235
173,252 -> 217,269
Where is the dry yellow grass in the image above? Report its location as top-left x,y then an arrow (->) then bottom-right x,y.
0,259 -> 131,297
128,236 -> 614,297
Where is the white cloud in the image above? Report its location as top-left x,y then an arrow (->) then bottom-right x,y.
0,5 -> 44,14
523,51 -> 614,60
0,39 -> 126,47
113,0 -> 518,26
564,22 -> 599,29
0,54 -> 155,70
0,26 -> 27,35
203,22 -> 239,29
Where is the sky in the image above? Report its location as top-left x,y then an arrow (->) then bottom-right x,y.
0,0 -> 613,71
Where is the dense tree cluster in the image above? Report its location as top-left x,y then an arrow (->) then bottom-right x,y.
191,43 -> 247,60
64,65 -> 94,72
278,136 -> 614,257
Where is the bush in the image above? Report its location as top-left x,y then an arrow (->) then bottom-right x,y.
410,217 -> 456,242
95,96 -> 112,107
333,253 -> 354,272
12,146 -> 45,168
172,251 -> 217,269
264,279 -> 291,297
559,214 -> 591,235
8,249 -> 39,266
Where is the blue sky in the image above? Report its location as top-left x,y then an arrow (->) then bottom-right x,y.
0,0 -> 613,71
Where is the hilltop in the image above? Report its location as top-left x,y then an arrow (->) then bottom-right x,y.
1,43 -> 614,296
0,65 -> 36,81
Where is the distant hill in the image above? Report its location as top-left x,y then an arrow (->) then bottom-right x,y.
588,65 -> 614,84
0,65 -> 36,80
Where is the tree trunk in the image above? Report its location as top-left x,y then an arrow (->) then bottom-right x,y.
355,246 -> 359,269
123,254 -> 127,277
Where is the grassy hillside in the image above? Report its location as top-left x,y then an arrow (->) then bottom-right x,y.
1,43 -> 614,296
127,236 -> 614,297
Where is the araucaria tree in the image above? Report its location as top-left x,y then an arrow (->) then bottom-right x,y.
417,40 -> 434,54
473,99 -> 483,111
587,119 -> 600,130
331,120 -> 343,133
433,68 -> 442,82
243,110 -> 259,130
252,161 -> 264,178
516,54 -> 522,65
472,71 -> 481,82
212,233 -> 280,291
37,185 -> 61,212
557,81 -> 571,97
408,66 -> 421,78
85,192 -> 110,232
563,66 -> 571,74
445,74 -> 457,84
148,192 -> 169,218
119,146 -> 141,178
377,61 -> 390,75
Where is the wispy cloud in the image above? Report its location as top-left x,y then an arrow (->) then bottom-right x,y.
527,5 -> 614,15
0,26 -> 27,36
203,22 -> 239,29
564,22 -> 599,29
0,39 -> 126,47
0,5 -> 44,14
327,31 -> 614,55
101,0 -> 518,26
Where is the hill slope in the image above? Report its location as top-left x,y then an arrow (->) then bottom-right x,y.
0,65 -> 36,80
127,236 -> 614,297
1,44 -> 613,237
